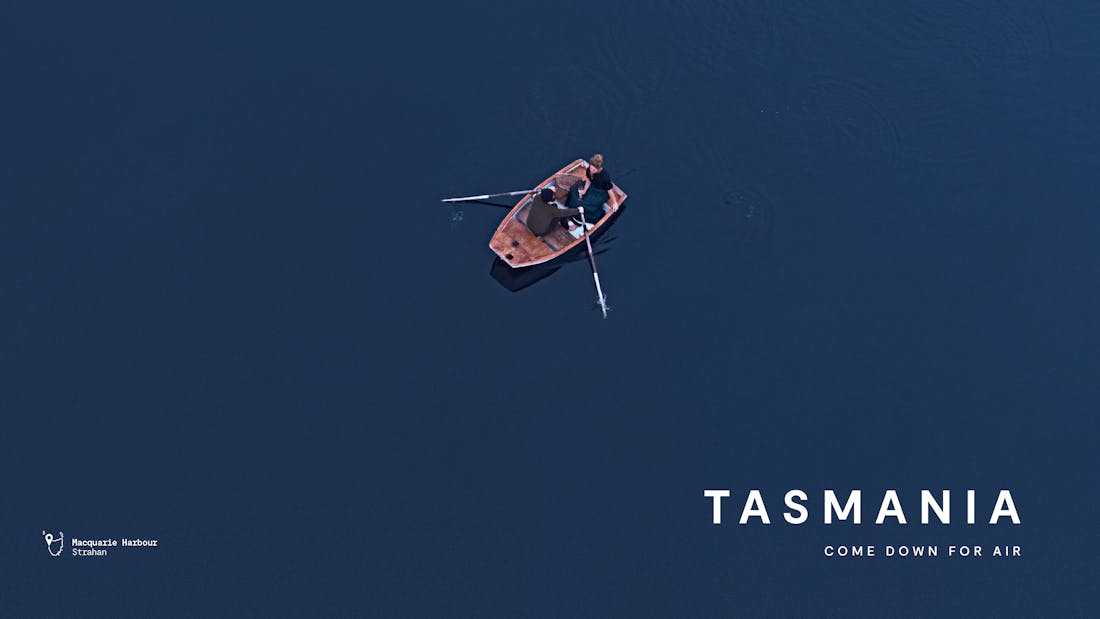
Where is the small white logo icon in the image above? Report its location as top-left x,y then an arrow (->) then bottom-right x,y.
42,531 -> 64,557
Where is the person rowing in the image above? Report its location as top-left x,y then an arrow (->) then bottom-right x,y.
526,187 -> 583,236
565,153 -> 616,224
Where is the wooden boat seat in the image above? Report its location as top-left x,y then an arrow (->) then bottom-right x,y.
539,225 -> 574,251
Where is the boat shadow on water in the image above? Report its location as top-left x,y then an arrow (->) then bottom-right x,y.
489,207 -> 624,293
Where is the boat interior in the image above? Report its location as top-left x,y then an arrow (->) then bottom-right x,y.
512,182 -> 608,252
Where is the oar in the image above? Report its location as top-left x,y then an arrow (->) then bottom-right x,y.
441,189 -> 537,203
578,207 -> 609,318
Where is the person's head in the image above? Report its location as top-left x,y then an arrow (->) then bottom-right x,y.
539,187 -> 555,203
589,153 -> 604,170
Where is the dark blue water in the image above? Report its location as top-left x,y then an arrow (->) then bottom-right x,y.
3,1 -> 1098,616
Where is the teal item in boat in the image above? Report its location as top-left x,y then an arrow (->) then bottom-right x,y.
566,184 -> 611,222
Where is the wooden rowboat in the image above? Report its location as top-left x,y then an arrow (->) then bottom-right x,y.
489,159 -> 628,268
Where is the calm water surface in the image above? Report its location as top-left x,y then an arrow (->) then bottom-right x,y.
3,1 -> 1098,616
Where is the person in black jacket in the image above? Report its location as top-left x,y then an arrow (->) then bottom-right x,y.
565,153 -> 615,223
526,187 -> 583,236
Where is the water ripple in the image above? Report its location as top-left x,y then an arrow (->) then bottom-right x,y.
895,1 -> 1051,77
764,73 -> 902,171
723,185 -> 777,243
598,0 -> 775,103
876,1 -> 1054,165
515,63 -> 634,145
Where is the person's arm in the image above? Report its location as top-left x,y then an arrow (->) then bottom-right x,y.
557,205 -> 581,218
578,175 -> 591,198
595,171 -> 616,209
579,168 -> 594,197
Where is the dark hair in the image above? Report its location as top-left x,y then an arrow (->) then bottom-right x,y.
539,187 -> 555,202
